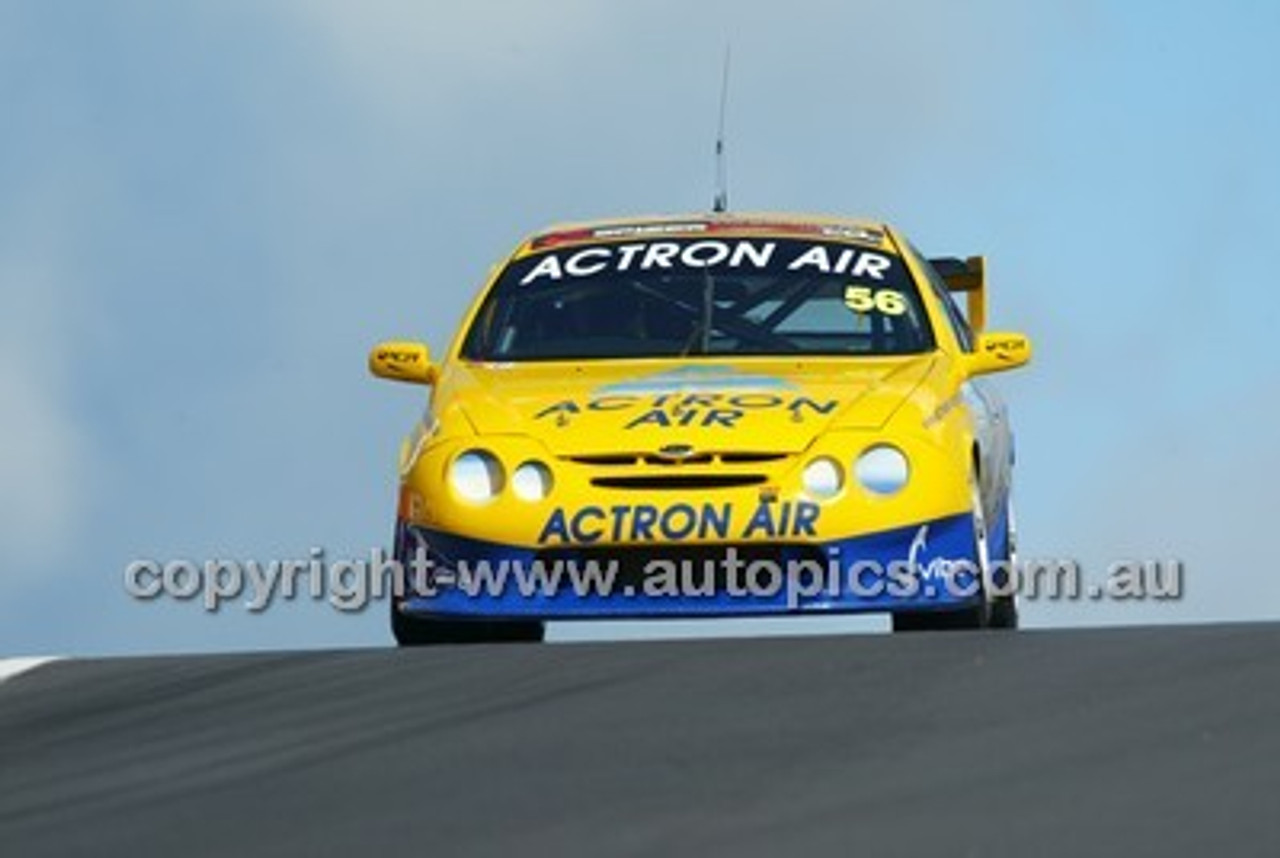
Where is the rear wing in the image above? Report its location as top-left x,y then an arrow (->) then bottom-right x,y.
929,256 -> 986,333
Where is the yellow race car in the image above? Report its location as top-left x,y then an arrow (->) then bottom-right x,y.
371,214 -> 1031,644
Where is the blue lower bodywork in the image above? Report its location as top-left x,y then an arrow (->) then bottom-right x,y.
394,504 -> 1013,620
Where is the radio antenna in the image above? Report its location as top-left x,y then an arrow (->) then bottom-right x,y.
712,45 -> 731,213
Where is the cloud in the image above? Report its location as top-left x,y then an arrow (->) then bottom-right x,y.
0,360 -> 85,571
0,230 -> 91,576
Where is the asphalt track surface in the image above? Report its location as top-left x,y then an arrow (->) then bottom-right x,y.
2,623 -> 1278,857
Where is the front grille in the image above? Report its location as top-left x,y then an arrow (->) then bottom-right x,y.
567,454 -> 643,467
590,474 -> 767,490
718,452 -> 787,465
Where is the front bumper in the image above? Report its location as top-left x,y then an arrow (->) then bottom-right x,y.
393,512 -> 989,620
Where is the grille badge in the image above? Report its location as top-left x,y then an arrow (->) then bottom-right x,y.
654,443 -> 697,462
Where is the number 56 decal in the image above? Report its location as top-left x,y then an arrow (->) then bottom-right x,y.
844,286 -> 907,316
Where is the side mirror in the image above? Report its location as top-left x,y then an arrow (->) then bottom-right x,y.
966,331 -> 1032,377
368,341 -> 437,385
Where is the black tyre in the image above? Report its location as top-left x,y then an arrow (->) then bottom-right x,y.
891,603 -> 986,632
988,496 -> 1019,630
391,602 -> 545,646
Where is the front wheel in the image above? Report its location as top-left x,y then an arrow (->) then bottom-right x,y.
988,496 -> 1019,629
391,602 -> 545,646
892,476 -> 1008,633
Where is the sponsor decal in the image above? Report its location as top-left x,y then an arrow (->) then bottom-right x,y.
536,500 -> 822,545
983,336 -> 1028,362
520,240 -> 895,286
904,522 -> 979,590
593,223 -> 710,239
529,220 -> 886,250
534,391 -> 838,430
376,348 -> 421,365
535,366 -> 839,430
923,391 -> 964,429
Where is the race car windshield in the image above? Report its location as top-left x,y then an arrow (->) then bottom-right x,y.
461,237 -> 934,361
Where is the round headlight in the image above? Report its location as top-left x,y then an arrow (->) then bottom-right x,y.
511,461 -> 554,502
855,445 -> 910,495
802,457 -> 844,499
450,450 -> 504,502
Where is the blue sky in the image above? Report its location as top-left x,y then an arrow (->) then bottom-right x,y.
2,1 -> 1278,655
